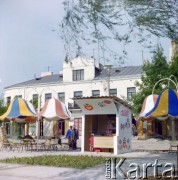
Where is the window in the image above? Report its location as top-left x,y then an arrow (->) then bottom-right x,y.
109,89 -> 117,96
74,91 -> 83,98
18,95 -> 22,98
73,69 -> 84,81
32,94 -> 38,102
45,93 -> 52,101
74,91 -> 82,109
92,90 -> 100,97
127,87 -> 136,100
58,120 -> 65,136
58,92 -> 65,103
6,96 -> 11,106
5,122 -> 10,135
74,118 -> 82,136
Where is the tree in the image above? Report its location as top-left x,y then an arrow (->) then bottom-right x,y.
60,0 -> 177,63
131,46 -> 169,115
0,99 -> 7,116
30,97 -> 38,110
61,0 -> 129,64
168,55 -> 178,90
124,0 -> 178,41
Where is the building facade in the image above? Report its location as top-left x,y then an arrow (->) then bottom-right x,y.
3,57 -> 143,138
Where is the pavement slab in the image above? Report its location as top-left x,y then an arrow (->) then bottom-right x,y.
0,138 -> 177,180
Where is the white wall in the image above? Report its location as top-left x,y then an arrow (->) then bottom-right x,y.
3,57 -> 142,138
63,56 -> 98,82
3,76 -> 141,108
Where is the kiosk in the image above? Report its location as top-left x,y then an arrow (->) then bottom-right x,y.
74,96 -> 132,155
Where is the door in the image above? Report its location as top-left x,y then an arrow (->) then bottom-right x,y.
74,118 -> 82,136
84,115 -> 92,151
58,120 -> 65,136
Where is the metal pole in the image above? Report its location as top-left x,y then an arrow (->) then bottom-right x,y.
172,119 -> 176,141
104,65 -> 113,96
36,95 -> 40,151
174,119 -> 178,179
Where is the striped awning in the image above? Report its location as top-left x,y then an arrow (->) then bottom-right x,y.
38,98 -> 71,121
0,98 -> 36,120
136,94 -> 158,121
145,89 -> 178,120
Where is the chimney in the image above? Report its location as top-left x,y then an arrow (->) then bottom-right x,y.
41,71 -> 53,77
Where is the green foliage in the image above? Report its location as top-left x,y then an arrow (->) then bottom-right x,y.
131,46 -> 169,115
124,0 -> 178,41
61,0 -> 178,63
60,0 -> 134,63
0,99 -> 7,116
0,155 -> 110,169
30,97 -> 38,110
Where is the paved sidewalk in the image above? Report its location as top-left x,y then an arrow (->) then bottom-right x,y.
0,138 -> 177,180
132,137 -> 172,152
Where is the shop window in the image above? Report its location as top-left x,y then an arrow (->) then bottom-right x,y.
5,122 -> 10,135
29,123 -> 36,136
19,123 -> 25,137
58,92 -> 65,103
92,90 -> 100,97
74,118 -> 82,136
127,87 -> 136,100
73,69 -> 84,81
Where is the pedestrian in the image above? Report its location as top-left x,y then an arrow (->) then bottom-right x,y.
89,133 -> 94,152
132,124 -> 136,137
71,125 -> 79,150
65,126 -> 72,148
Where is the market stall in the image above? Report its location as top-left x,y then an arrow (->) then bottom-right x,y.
135,94 -> 158,139
74,96 -> 132,155
38,97 -> 71,137
145,88 -> 178,140
0,98 -> 37,139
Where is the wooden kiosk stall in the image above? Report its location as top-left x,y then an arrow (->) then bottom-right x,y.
74,96 -> 132,155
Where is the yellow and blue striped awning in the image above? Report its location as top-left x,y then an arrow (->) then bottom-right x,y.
145,89 -> 178,120
0,98 -> 36,120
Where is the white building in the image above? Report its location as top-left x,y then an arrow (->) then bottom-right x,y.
3,56 -> 143,138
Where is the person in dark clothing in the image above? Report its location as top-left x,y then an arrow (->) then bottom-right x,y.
71,125 -> 79,150
65,126 -> 72,148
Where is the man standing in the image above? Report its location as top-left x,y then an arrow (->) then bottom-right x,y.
65,126 -> 72,148
71,125 -> 79,150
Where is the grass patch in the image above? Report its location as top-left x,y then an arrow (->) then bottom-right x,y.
0,155 -> 110,169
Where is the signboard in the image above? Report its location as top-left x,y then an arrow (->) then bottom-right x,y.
74,98 -> 118,115
117,104 -> 132,153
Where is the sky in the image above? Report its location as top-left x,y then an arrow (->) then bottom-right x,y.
0,0 -> 171,95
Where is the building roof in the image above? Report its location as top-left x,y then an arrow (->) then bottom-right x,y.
5,65 -> 142,89
5,74 -> 63,89
94,66 -> 143,79
73,96 -> 132,109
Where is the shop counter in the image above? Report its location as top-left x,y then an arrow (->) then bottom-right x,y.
93,136 -> 114,149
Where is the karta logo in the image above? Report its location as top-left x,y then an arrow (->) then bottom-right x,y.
105,158 -> 177,179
